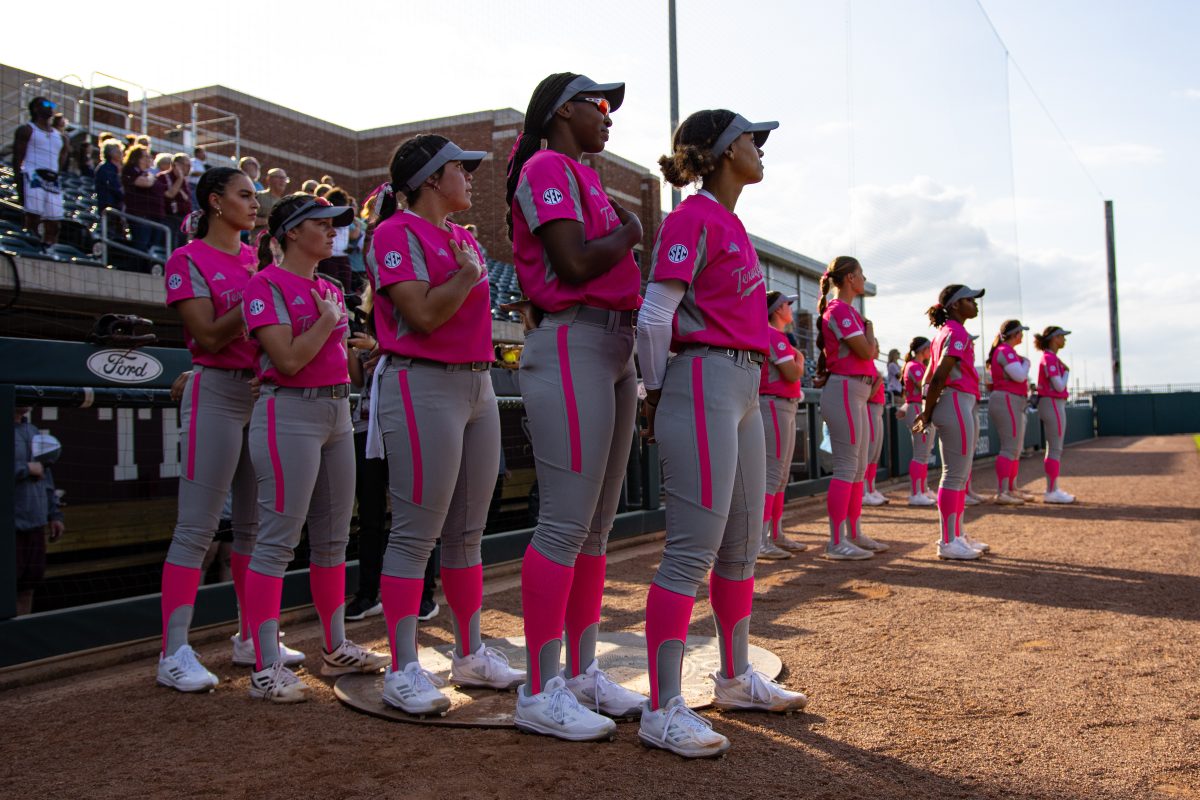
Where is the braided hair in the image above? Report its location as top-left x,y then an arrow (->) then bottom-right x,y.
505,72 -> 581,240
193,167 -> 245,240
255,193 -> 314,270
926,284 -> 964,329
659,109 -> 737,188
814,255 -> 863,378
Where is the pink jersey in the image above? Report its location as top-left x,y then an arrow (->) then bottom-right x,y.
164,240 -> 258,370
869,369 -> 886,404
366,211 -> 492,363
902,360 -> 926,403
242,265 -> 350,388
760,327 -> 803,398
649,193 -> 768,353
990,343 -> 1028,396
927,320 -> 980,399
1038,351 -> 1068,399
820,299 -> 875,377
511,149 -> 641,313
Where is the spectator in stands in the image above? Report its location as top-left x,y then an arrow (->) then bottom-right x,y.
300,179 -> 319,194
76,139 -> 96,178
320,174 -> 334,185
463,223 -> 487,263
12,96 -> 69,247
239,156 -> 263,190
188,146 -> 208,205
94,140 -> 124,216
51,113 -> 67,134
161,153 -> 192,248
254,168 -> 289,235
124,134 -> 138,149
314,183 -> 333,198
137,135 -> 151,148
317,187 -> 354,289
153,152 -> 173,176
13,406 -> 65,616
121,145 -> 167,252
346,197 -> 367,291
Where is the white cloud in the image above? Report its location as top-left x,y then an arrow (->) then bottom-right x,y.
1075,142 -> 1164,167
1173,88 -> 1200,100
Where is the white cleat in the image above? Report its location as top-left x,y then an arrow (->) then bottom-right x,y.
451,644 -> 524,690
157,644 -> 218,692
514,676 -> 617,741
639,696 -> 730,758
383,662 -> 452,715
1044,488 -> 1076,504
710,664 -> 808,713
822,540 -> 874,561
963,493 -> 983,506
774,533 -> 808,552
937,537 -> 982,560
908,493 -> 937,507
862,490 -> 888,506
249,660 -> 309,703
757,540 -> 793,561
564,658 -> 647,718
849,532 -> 889,553
924,489 -> 938,502
231,633 -> 305,668
321,638 -> 390,676
994,492 -> 1025,506
961,534 -> 990,553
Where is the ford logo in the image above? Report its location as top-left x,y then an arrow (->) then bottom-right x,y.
85,349 -> 165,384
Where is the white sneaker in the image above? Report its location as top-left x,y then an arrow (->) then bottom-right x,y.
963,493 -> 982,506
451,644 -> 524,690
514,676 -> 617,741
757,540 -> 793,561
924,489 -> 938,501
638,695 -> 730,758
937,538 -> 982,560
383,662 -> 452,715
1044,488 -> 1076,504
231,633 -> 306,668
849,532 -> 889,553
157,644 -> 218,692
961,534 -> 990,553
822,540 -> 874,561
908,493 -> 937,507
994,492 -> 1025,505
775,533 -> 808,552
321,638 -> 390,676
862,490 -> 887,507
249,660 -> 309,703
564,658 -> 647,718
710,664 -> 808,713
1014,488 -> 1036,500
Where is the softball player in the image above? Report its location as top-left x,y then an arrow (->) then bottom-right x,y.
758,291 -> 806,559
638,109 -> 807,758
900,338 -> 937,506
362,135 -> 522,716
1035,326 -> 1076,503
240,194 -> 388,703
816,256 -> 886,560
862,342 -> 889,507
914,285 -> 987,560
987,320 -> 1031,504
505,73 -> 647,741
157,167 -> 301,691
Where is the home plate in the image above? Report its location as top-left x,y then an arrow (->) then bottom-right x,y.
334,631 -> 783,728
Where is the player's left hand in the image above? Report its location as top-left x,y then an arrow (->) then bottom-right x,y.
48,520 -> 65,542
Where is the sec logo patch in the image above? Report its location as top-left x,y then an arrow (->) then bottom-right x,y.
667,244 -> 689,263
542,188 -> 564,205
776,342 -> 787,351
841,318 -> 851,328
167,273 -> 183,290
954,341 -> 964,350
383,251 -> 403,269
248,299 -> 266,316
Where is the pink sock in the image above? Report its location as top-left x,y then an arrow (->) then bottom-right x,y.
160,562 -> 202,656
521,545 -> 573,693
847,481 -> 865,540
956,488 -> 967,538
772,492 -> 785,540
441,563 -> 483,657
1045,458 -> 1060,492
230,552 -> 251,640
709,573 -> 754,679
645,583 -> 695,710
827,479 -> 852,545
244,568 -> 283,670
762,492 -> 773,529
995,456 -> 1012,495
909,461 -> 922,496
1008,457 -> 1020,493
380,574 -> 424,671
937,488 -> 958,544
921,464 -> 931,494
564,553 -> 606,676
309,562 -> 346,652
865,463 -> 877,494
966,473 -> 974,496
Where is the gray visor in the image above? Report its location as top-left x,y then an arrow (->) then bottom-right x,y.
1046,327 -> 1072,338
945,285 -> 985,307
543,75 -> 626,125
710,114 -> 779,157
1003,321 -> 1030,336
768,293 -> 798,316
400,141 -> 488,193
275,199 -> 354,239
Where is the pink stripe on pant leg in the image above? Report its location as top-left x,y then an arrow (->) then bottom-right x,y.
398,371 -> 424,505
1005,394 -> 1017,438
186,371 -> 202,481
645,583 -> 695,710
952,392 -> 967,456
521,545 -> 573,693
266,398 -> 284,513
160,562 -> 201,655
556,325 -> 582,474
309,562 -> 346,652
709,573 -> 754,679
564,553 -> 606,676
692,358 -> 712,509
1053,400 -> 1063,438
381,574 -> 424,671
842,379 -> 856,444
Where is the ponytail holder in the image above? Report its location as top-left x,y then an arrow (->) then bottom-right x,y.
181,209 -> 203,236
375,182 -> 394,197
253,228 -> 271,248
934,303 -> 943,310
506,132 -> 526,178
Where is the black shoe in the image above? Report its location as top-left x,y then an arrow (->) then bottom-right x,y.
345,596 -> 383,621
417,598 -> 439,621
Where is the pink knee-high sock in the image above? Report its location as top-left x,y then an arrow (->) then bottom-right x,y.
847,481 -> 865,540
937,488 -> 958,545
244,568 -> 284,670
865,463 -> 878,494
160,562 -> 202,656
1045,458 -> 1060,492
920,463 -> 931,494
909,461 -> 922,496
441,563 -> 483,657
955,488 -> 967,539
966,472 -> 974,496
645,583 -> 695,710
709,573 -> 754,679
230,552 -> 252,640
521,545 -> 573,693
564,553 -> 606,677
1008,457 -> 1020,493
762,492 -> 773,527
827,479 -> 852,545
309,562 -> 347,652
995,456 -> 1012,495
772,492 -> 785,540
380,574 -> 424,671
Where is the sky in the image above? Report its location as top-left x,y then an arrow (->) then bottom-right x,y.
7,0 -> 1198,389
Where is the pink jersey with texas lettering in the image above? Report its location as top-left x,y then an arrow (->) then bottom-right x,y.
869,369 -> 886,404
366,211 -> 492,363
990,343 -> 1028,396
649,193 -> 768,353
927,320 -> 980,399
760,327 -> 803,398
1038,351 -> 1068,399
164,240 -> 257,370
820,299 -> 875,377
903,360 -> 926,403
242,264 -> 350,388
511,149 -> 641,313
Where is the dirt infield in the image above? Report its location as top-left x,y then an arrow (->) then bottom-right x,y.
3,435 -> 1198,800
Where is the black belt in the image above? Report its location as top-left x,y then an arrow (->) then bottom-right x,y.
270,383 -> 351,399
198,365 -> 255,380
547,305 -> 636,328
402,357 -> 491,373
682,345 -> 765,365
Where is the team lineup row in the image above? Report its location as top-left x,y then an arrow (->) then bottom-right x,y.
154,71 -> 1075,759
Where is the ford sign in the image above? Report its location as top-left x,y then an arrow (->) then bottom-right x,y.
85,349 -> 165,384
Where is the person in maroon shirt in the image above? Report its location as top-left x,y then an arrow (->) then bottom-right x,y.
160,153 -> 192,248
121,145 -> 167,252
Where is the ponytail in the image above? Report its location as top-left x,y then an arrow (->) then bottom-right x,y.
505,72 -> 581,240
256,193 -> 312,270
193,167 -> 244,241
1033,327 -> 1053,351
905,336 -> 929,363
926,284 -> 962,329
255,230 -> 274,271
988,319 -> 1023,368
814,255 -> 862,379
